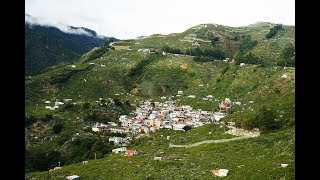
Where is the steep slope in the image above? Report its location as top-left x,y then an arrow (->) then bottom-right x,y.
25,15 -> 118,75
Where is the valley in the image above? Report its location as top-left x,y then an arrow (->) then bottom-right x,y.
25,22 -> 295,179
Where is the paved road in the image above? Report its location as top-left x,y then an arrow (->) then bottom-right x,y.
169,134 -> 260,148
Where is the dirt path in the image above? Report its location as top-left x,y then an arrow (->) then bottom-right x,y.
169,133 -> 260,148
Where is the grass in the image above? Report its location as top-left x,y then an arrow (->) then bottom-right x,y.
26,126 -> 294,179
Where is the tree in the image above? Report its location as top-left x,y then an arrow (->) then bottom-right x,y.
53,122 -> 64,134
281,43 -> 295,60
25,116 -> 37,127
253,106 -> 281,132
183,125 -> 192,131
82,102 -> 91,109
266,24 -> 283,39
42,114 -> 53,122
114,98 -> 122,107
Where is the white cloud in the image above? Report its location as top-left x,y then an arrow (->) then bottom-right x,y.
25,0 -> 295,39
25,14 -> 95,37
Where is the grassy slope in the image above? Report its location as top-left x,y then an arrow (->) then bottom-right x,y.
26,125 -> 294,179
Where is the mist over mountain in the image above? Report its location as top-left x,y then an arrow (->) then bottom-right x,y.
25,14 -> 119,75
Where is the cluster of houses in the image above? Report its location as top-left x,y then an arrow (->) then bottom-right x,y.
92,95 -> 227,146
90,95 -> 229,157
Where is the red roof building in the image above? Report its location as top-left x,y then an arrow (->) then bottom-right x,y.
124,150 -> 138,156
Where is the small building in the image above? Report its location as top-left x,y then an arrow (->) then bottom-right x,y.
107,126 -> 128,134
173,122 -> 187,131
92,122 -> 108,132
66,175 -> 80,180
212,169 -> 229,177
112,147 -> 127,153
124,150 -> 138,156
142,49 -> 150,54
55,101 -> 64,106
240,63 -> 245,67
188,95 -> 196,98
154,157 -> 162,161
178,91 -> 183,95
109,137 -> 125,144
281,74 -> 287,78
234,101 -> 241,105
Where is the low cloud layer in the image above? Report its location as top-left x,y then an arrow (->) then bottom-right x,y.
25,14 -> 104,38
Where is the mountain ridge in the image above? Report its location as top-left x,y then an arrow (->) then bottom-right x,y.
25,14 -> 119,75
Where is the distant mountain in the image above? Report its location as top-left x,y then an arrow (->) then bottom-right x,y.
25,15 -> 119,75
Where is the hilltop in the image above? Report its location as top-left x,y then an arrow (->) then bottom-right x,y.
25,22 -> 295,179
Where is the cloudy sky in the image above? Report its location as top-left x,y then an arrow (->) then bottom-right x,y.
25,0 -> 295,39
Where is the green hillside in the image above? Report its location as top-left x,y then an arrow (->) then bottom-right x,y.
25,17 -> 118,75
25,22 -> 295,179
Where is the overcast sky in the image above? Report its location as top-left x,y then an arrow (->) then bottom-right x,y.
25,0 -> 295,39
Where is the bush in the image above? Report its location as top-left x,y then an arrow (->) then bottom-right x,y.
277,43 -> 295,67
266,24 -> 283,39
25,116 -> 37,127
183,125 -> 192,131
53,123 -> 64,134
82,102 -> 91,109
253,106 -> 281,132
42,114 -> 53,122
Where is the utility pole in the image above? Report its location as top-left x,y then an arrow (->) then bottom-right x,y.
95,153 -> 97,160
58,161 -> 60,167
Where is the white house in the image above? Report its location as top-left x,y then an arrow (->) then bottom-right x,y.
55,101 -> 64,106
234,102 -> 241,105
154,157 -> 162,161
109,137 -> 125,144
281,74 -> 287,78
212,169 -> 229,177
240,63 -> 245,67
173,122 -> 187,131
66,175 -> 80,180
45,106 -> 56,110
112,147 -> 127,153
92,122 -> 108,132
213,112 -> 225,121
144,119 -> 154,127
119,115 -> 127,122
143,49 -> 150,54
178,91 -> 183,95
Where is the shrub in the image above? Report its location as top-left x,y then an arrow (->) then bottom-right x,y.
253,106 -> 281,132
266,24 -> 283,39
183,125 -> 192,131
25,116 -> 37,127
53,123 -> 64,134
